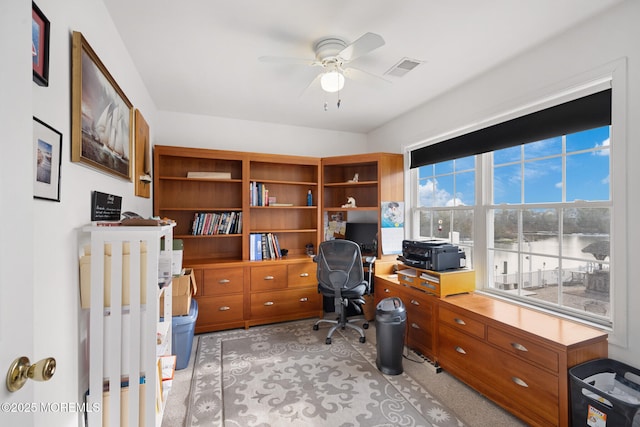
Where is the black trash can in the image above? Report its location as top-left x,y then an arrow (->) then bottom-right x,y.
375,297 -> 406,375
569,358 -> 640,427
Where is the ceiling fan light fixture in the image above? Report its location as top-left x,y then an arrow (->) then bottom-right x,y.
320,71 -> 345,93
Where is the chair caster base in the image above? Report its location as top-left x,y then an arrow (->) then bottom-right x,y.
359,336 -> 366,343
313,324 -> 319,331
363,323 -> 369,329
326,337 -> 332,345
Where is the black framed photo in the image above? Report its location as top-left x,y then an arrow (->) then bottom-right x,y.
33,117 -> 62,202
32,2 -> 50,87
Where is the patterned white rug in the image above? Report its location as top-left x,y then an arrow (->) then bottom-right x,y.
186,319 -> 465,427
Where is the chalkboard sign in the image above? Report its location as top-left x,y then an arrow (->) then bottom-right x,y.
91,191 -> 122,221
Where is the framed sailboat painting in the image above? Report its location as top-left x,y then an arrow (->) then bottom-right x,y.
71,31 -> 133,180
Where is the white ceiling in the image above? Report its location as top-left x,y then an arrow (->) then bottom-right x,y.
103,0 -> 622,134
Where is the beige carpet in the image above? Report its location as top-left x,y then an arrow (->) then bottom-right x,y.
162,320 -> 525,427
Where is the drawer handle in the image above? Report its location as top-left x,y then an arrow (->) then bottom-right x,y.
511,342 -> 529,352
299,273 -> 309,277
454,346 -> 467,355
411,322 -> 421,330
454,318 -> 466,325
218,306 -> 230,311
218,279 -> 230,284
384,288 -> 391,293
512,377 -> 529,388
264,301 -> 274,306
264,275 -> 274,280
299,297 -> 308,302
410,299 -> 420,306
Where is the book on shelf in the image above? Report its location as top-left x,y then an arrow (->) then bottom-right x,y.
249,233 -> 282,260
186,171 -> 231,179
250,181 -> 271,206
191,212 -> 242,235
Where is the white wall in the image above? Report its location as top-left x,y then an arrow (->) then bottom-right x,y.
155,111 -> 367,157
369,0 -> 640,364
29,0 -> 157,425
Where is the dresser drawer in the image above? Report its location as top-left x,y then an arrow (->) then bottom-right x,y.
250,288 -> 321,318
407,317 -> 434,357
250,265 -> 287,291
488,326 -> 559,373
196,294 -> 244,325
375,283 -> 404,304
202,268 -> 244,295
439,324 -> 559,425
439,306 -> 485,339
287,262 -> 317,288
405,293 -> 434,319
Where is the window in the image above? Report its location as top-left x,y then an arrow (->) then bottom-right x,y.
416,156 -> 475,267
489,127 -> 611,325
410,85 -> 617,328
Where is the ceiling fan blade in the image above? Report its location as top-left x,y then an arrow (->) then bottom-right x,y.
258,56 -> 321,66
343,66 -> 391,85
338,32 -> 385,62
299,73 -> 322,98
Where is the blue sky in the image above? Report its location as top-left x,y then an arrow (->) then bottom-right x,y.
419,126 -> 610,206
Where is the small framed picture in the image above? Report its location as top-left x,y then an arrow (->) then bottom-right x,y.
33,117 -> 62,202
32,2 -> 50,87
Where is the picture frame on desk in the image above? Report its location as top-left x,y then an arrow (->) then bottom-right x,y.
33,117 -> 62,202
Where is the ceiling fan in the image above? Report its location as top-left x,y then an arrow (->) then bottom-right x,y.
259,32 -> 388,101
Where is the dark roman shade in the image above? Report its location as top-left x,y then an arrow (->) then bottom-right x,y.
410,89 -> 611,169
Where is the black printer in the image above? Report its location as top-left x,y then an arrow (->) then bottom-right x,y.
398,239 -> 466,271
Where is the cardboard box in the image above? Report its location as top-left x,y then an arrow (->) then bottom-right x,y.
79,242 -> 147,309
160,268 -> 197,316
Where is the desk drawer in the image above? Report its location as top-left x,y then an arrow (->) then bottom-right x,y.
202,268 -> 243,296
251,288 -> 321,318
287,262 -> 316,288
439,324 -> 559,425
488,326 -> 559,373
250,265 -> 287,291
439,306 -> 485,339
196,294 -> 244,325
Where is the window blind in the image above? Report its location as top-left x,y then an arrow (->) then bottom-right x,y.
410,88 -> 611,169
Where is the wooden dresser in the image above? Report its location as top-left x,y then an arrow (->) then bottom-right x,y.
438,293 -> 608,427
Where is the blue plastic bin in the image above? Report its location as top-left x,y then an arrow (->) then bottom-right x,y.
172,299 -> 198,370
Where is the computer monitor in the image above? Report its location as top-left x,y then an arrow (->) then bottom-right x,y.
344,222 -> 378,255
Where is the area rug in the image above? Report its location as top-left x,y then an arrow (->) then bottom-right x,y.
186,319 -> 465,427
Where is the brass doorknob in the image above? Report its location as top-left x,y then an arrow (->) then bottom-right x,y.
6,356 -> 56,392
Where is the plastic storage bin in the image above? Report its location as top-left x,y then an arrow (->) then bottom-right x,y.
375,297 -> 406,375
172,299 -> 198,370
569,358 -> 640,427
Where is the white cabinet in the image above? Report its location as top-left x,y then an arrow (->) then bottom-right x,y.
80,224 -> 174,426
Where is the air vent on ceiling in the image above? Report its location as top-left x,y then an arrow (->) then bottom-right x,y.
384,57 -> 423,77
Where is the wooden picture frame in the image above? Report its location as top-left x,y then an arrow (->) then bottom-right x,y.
134,109 -> 151,198
32,2 -> 50,86
71,31 -> 133,180
33,117 -> 62,202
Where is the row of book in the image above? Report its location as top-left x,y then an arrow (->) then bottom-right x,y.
191,211 -> 242,235
250,181 -> 269,206
250,233 -> 282,260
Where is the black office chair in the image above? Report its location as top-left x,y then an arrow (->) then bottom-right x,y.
313,239 -> 375,344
